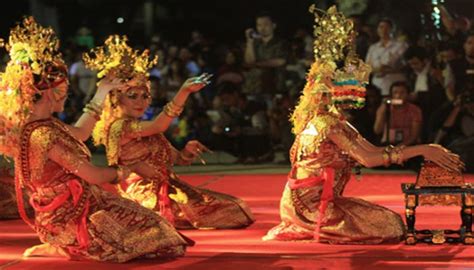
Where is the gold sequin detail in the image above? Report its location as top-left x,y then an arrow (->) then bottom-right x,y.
106,118 -> 143,165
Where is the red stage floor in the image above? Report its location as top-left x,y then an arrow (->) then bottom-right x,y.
1,173 -> 474,269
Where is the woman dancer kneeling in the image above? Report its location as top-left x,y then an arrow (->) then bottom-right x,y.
0,18 -> 189,262
264,6 -> 463,244
85,36 -> 254,229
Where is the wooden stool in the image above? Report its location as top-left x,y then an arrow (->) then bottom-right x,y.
401,161 -> 474,244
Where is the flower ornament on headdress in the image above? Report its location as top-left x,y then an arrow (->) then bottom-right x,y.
291,5 -> 371,134
0,16 -> 66,157
84,35 -> 158,147
332,54 -> 372,109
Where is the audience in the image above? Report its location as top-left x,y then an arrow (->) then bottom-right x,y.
55,7 -> 472,168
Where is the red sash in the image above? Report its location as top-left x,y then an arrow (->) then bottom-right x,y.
159,181 -> 175,225
29,179 -> 90,249
287,166 -> 335,242
124,173 -> 175,225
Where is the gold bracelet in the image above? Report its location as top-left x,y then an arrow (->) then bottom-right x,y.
168,101 -> 183,115
86,100 -> 103,115
83,100 -> 103,120
390,145 -> 405,165
382,145 -> 394,167
163,101 -> 184,117
170,100 -> 183,109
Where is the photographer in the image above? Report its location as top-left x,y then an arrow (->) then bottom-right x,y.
433,92 -> 474,172
445,33 -> 474,101
404,46 -> 447,142
428,34 -> 474,142
243,11 -> 288,105
374,81 -> 423,146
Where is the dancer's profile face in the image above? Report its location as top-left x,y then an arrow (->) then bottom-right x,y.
119,87 -> 151,118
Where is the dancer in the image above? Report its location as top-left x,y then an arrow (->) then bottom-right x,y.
86,35 -> 254,229
0,17 -> 189,262
263,6 -> 464,244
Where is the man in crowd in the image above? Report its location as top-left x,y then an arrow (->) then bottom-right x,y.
374,81 -> 423,146
366,18 -> 408,96
243,11 -> 288,106
404,46 -> 447,141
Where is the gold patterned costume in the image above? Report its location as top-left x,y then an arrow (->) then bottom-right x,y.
264,6 -> 405,243
16,118 -> 188,262
264,110 -> 405,243
106,118 -> 255,229
84,35 -> 254,230
0,17 -> 189,262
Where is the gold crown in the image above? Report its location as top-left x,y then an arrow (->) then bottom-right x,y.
87,35 -> 158,150
290,5 -> 372,134
2,16 -> 63,76
0,16 -> 64,157
310,5 -> 354,63
84,35 -> 158,80
308,5 -> 371,85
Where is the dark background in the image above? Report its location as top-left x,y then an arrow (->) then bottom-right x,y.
1,0 -> 473,48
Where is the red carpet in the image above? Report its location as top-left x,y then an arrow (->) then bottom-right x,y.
1,173 -> 474,269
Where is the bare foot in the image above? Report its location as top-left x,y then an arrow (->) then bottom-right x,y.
23,243 -> 71,259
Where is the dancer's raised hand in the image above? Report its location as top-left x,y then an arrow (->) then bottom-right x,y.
180,73 -> 213,93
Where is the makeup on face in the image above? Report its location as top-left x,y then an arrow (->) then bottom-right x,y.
120,87 -> 152,118
125,88 -> 151,101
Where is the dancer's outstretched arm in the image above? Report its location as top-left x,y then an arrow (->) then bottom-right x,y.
125,74 -> 212,139
328,122 -> 464,172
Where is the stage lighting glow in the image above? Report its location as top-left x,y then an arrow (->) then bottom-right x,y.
431,0 -> 445,30
117,17 -> 124,24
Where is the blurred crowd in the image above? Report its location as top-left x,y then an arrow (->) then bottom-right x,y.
2,5 -> 473,170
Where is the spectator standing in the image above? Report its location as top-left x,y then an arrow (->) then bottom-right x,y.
404,46 -> 447,141
366,18 -> 408,96
243,11 -> 288,106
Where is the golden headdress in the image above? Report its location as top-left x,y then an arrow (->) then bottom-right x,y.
290,5 -> 371,134
84,35 -> 157,82
84,35 -> 158,146
0,16 -> 66,157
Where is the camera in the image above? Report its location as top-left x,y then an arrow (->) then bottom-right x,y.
385,98 -> 403,105
250,30 -> 261,39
